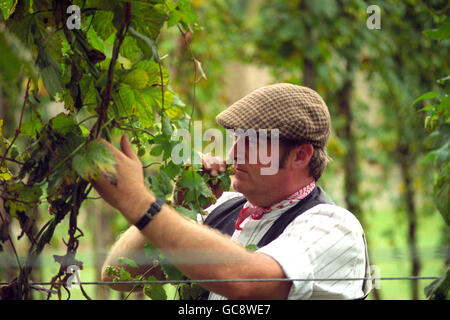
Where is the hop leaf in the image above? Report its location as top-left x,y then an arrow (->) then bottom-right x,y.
118,257 -> 139,269
143,276 -> 167,300
123,69 -> 150,89
72,154 -> 96,180
72,141 -> 116,180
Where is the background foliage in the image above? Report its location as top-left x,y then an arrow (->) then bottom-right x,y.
0,0 -> 448,300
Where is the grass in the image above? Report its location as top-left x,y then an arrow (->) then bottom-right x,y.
365,206 -> 447,300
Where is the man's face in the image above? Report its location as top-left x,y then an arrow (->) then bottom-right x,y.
228,133 -> 289,203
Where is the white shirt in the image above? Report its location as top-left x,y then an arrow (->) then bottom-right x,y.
202,192 -> 370,300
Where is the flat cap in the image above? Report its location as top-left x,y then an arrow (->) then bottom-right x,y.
216,83 -> 331,148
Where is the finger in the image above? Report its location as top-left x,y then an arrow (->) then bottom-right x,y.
97,137 -> 126,161
210,156 -> 225,173
202,156 -> 212,170
214,156 -> 225,166
120,134 -> 139,161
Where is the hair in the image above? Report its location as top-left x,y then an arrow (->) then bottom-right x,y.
279,138 -> 331,181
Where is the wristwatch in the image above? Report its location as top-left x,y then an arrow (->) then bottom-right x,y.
134,198 -> 164,230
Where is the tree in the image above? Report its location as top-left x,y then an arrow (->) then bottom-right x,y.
365,1 -> 449,299
0,0 -> 229,300
413,12 -> 450,301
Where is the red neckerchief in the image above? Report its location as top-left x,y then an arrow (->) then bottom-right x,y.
235,181 -> 316,231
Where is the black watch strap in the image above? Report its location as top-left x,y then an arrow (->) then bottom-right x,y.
134,198 -> 164,230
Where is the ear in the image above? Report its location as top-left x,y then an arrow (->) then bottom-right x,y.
291,144 -> 314,169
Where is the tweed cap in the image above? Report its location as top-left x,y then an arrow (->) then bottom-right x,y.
216,83 -> 331,148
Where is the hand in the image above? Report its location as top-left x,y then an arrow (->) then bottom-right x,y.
175,153 -> 226,207
201,153 -> 226,177
201,153 -> 226,201
91,135 -> 154,223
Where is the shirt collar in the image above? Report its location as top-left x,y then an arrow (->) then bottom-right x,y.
235,181 -> 316,230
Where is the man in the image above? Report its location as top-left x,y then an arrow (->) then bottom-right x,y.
94,83 -> 371,300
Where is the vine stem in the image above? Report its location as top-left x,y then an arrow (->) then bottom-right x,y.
159,59 -> 166,126
177,24 -> 205,217
122,265 -> 157,301
93,2 -> 132,138
0,79 -> 31,282
0,201 -> 22,271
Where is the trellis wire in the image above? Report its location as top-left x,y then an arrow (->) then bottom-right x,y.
0,276 -> 440,287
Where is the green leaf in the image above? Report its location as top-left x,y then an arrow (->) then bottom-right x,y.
72,154 -> 96,180
123,69 -> 150,89
134,90 -> 156,127
0,26 -> 37,83
432,141 -> 450,166
246,244 -> 259,251
51,113 -> 77,135
168,0 -> 198,27
179,283 -> 206,300
143,241 -> 160,260
20,112 -> 43,138
143,276 -> 167,300
118,257 -> 139,269
175,206 -> 198,220
0,0 -> 16,20
0,166 -> 12,181
160,257 -> 184,281
104,266 -> 119,278
119,268 -> 131,281
425,266 -> 450,300
87,140 -> 116,174
423,18 -> 450,41
36,46 -> 63,98
420,105 -> 436,112
91,10 -> 116,40
149,170 -> 173,199
412,91 -> 439,106
179,168 -> 203,190
217,172 -> 231,191
5,183 -> 42,217
308,0 -> 338,18
150,144 -> 164,156
119,35 -> 140,61
142,86 -> 174,110
72,141 -> 116,180
117,86 -> 136,115
133,60 -> 168,86
131,3 -> 168,41
179,168 -> 213,200
129,27 -> 160,62
162,115 -> 173,136
117,86 -> 157,127
161,161 -> 182,179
